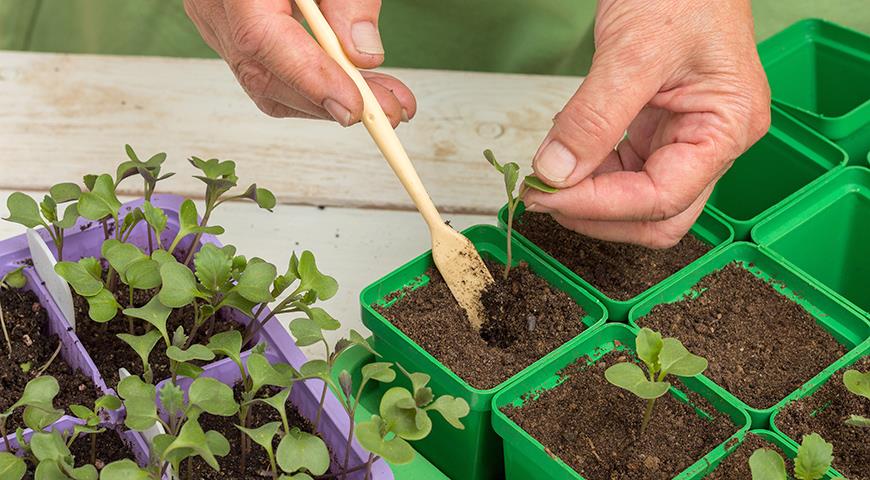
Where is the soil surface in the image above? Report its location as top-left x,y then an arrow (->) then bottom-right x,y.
706,433 -> 791,479
73,281 -> 243,386
777,355 -> 870,480
515,212 -> 711,300
0,287 -> 98,432
21,428 -> 137,479
503,352 -> 735,479
377,260 -> 588,389
636,262 -> 844,408
191,384 -> 330,479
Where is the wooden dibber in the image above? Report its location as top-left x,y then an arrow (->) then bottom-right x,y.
296,0 -> 494,329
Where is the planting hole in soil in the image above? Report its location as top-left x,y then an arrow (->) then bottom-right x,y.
0,286 -> 97,432
777,356 -> 870,479
502,351 -> 735,479
377,259 -> 587,389
636,262 -> 845,409
515,212 -> 711,300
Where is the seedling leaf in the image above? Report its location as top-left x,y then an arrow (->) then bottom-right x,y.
361,362 -> 396,384
238,421 -> 280,452
355,416 -> 415,465
189,377 -> 238,417
236,258 -> 277,303
636,328 -> 663,373
55,260 -> 103,297
166,344 -> 215,363
523,175 -> 559,193
0,452 -> 25,480
749,448 -> 787,480
118,375 -> 158,431
123,296 -> 172,344
604,362 -> 670,399
158,261 -> 200,308
78,174 -> 121,220
276,428 -> 330,476
380,387 -> 431,440
794,433 -> 833,480
843,369 -> 870,400
297,251 -> 337,301
4,192 -> 44,228
426,395 -> 470,429
659,338 -> 708,377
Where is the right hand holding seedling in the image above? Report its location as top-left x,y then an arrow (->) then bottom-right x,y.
843,368 -> 870,427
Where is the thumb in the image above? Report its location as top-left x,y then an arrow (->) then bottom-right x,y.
533,61 -> 659,188
317,0 -> 384,69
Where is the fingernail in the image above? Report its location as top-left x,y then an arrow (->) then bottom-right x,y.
351,22 -> 384,55
401,108 -> 410,122
534,140 -> 576,183
323,98 -> 352,127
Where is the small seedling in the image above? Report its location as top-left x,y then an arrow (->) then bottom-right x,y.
843,368 -> 870,427
67,394 -> 123,466
4,183 -> 81,260
604,328 -> 708,434
484,149 -> 557,279
0,375 -> 64,456
0,267 -> 26,357
748,432 -> 847,480
115,145 -> 174,252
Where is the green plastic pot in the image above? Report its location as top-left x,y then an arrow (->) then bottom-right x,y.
497,205 -> 733,321
491,323 -> 751,480
759,19 -> 870,142
706,106 -> 847,240
360,224 -> 607,480
752,166 -> 870,319
628,242 -> 870,429
769,338 -> 870,480
330,343 -> 450,480
686,429 -> 842,478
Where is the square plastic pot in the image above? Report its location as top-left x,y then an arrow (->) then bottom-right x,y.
759,19 -> 870,142
360,224 -> 608,480
157,351 -> 392,480
498,204 -> 733,320
705,106 -> 847,240
769,338 -> 869,480
627,242 -> 870,429
491,323 -> 751,480
330,342 -> 450,480
752,166 -> 870,319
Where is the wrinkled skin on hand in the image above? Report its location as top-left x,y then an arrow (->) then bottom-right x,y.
526,0 -> 770,248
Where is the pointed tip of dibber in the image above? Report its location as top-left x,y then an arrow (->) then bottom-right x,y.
430,225 -> 494,330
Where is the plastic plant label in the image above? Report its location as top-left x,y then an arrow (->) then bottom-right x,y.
27,228 -> 76,330
118,367 -> 172,478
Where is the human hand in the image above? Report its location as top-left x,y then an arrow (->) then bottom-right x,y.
524,0 -> 770,248
184,0 -> 416,126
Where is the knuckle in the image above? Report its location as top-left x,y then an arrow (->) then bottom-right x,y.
234,58 -> 271,97
233,17 -> 271,59
557,101 -> 615,145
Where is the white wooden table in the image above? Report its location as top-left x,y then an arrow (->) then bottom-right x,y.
0,51 -> 582,358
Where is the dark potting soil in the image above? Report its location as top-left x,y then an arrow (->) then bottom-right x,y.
515,212 -> 711,300
377,260 -> 588,389
503,352 -> 735,479
706,433 -> 792,479
72,282 -> 243,386
191,384 -> 330,479
0,288 -> 98,432
637,262 -> 845,408
777,355 -> 870,480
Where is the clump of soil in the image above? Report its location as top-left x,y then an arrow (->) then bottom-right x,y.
777,356 -> 870,480
0,287 -> 98,432
377,260 -> 588,389
502,351 -> 735,479
515,212 -> 711,300
706,433 -> 791,479
637,262 -> 845,408
191,384 -> 330,479
73,280 -> 244,385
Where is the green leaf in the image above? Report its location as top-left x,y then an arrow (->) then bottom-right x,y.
50,183 -> 82,203
347,329 -> 377,356
124,257 -> 161,291
361,362 -> 396,384
80,257 -> 103,280
483,149 -> 503,173
299,359 -> 329,381
635,328 -> 663,373
189,377 -> 238,417
101,239 -> 142,274
843,369 -> 870,400
159,382 -> 185,418
0,451 -> 26,480
380,387 -> 430,440
158,261 -> 199,308
194,243 -> 232,292
749,448 -> 787,480
143,201 -> 167,236
844,414 -> 870,427
235,258 -> 277,303
189,157 -> 237,180
86,289 -> 121,323
794,433 -> 834,480
69,404 -> 95,420
659,338 -> 708,377
95,394 -> 122,412
502,162 -> 520,200
356,416 -> 415,464
276,428 -> 329,476
2,267 -> 27,289
237,421 -> 280,453
123,296 -> 172,343
118,375 -> 158,431
255,188 -> 276,211
55,203 -> 80,229
78,174 -> 121,220
604,362 -> 670,399
83,174 -> 97,191
166,344 -> 215,363
4,192 -> 44,228
40,195 -> 58,224
289,317 -> 324,347
256,388 -> 292,418
523,175 -> 559,193
30,430 -> 70,461
164,419 -> 221,471
426,395 -> 470,429
23,402 -> 64,430
206,429 -> 231,458
151,249 -> 175,266
206,330 -> 243,367
98,459 -> 151,480
55,261 -> 103,296
296,251 -> 337,301
249,353 -> 294,393
6,376 -> 59,414
219,291 -> 257,317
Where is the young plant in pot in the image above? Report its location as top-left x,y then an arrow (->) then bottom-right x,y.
604,327 -> 708,434
4,183 -> 81,261
843,368 -> 869,428
748,432 -> 847,480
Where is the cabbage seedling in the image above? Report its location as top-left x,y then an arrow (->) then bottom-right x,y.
0,375 -> 64,456
0,267 -> 26,357
748,432 -> 846,480
604,328 -> 708,434
484,149 -> 557,279
115,145 -> 174,252
4,183 -> 81,260
67,394 -> 122,465
843,368 -> 870,427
